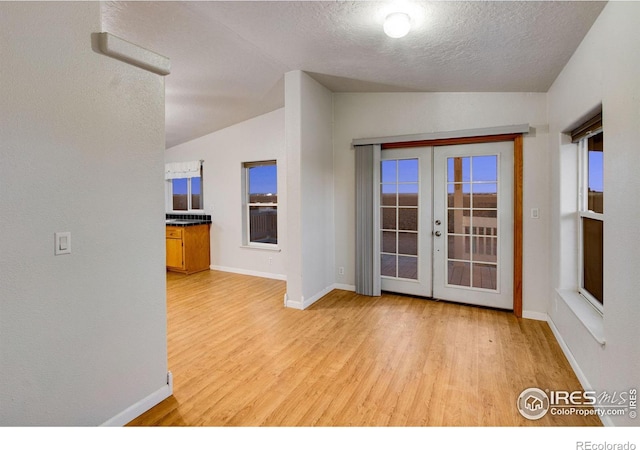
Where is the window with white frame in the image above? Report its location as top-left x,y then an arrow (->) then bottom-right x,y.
165,161 -> 203,212
243,160 -> 277,246
573,113 -> 603,311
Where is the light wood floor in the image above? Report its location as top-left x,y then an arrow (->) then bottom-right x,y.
128,270 -> 601,427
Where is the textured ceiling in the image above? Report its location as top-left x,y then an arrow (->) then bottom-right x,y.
101,1 -> 606,148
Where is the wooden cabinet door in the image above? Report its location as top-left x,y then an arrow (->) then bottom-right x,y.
182,225 -> 210,272
166,237 -> 184,269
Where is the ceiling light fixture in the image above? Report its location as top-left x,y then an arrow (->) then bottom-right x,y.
383,12 -> 411,38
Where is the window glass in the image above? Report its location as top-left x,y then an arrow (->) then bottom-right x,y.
398,184 -> 418,206
380,158 -> 419,280
248,165 -> 277,203
191,177 -> 202,210
446,156 -> 498,290
398,159 -> 418,182
170,171 -> 203,212
587,133 -> 603,214
582,217 -> 603,305
249,206 -> 278,244
172,178 -> 188,211
381,160 -> 397,183
245,161 -> 278,245
578,129 -> 604,309
571,113 -> 603,310
447,157 -> 471,182
472,156 -> 497,182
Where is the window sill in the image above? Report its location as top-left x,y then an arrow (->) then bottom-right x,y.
240,245 -> 281,253
556,289 -> 605,346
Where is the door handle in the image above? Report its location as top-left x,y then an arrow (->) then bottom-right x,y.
434,231 -> 442,237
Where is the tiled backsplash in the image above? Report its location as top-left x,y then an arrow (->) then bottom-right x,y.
166,213 -> 212,221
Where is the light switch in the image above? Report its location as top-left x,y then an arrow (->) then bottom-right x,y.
55,232 -> 71,255
531,208 -> 540,219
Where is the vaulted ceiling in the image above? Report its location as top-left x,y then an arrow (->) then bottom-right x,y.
101,1 -> 606,148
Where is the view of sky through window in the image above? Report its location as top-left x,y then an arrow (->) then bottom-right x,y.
191,177 -> 201,194
249,165 -> 277,195
172,178 -> 188,195
589,151 -> 603,192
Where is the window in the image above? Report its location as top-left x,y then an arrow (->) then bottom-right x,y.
573,113 -> 603,311
165,161 -> 203,212
171,174 -> 202,211
243,161 -> 277,246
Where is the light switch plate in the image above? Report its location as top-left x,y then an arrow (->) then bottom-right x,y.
531,208 -> 540,219
55,232 -> 71,255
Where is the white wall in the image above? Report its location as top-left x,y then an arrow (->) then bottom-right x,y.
166,109 -> 287,279
333,92 -> 550,316
285,71 -> 335,308
0,2 -> 169,425
547,2 -> 640,426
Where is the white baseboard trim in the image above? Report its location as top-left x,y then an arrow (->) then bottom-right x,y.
546,317 -> 591,391
210,265 -> 286,281
285,284 -> 338,310
302,286 -> 333,309
100,371 -> 173,427
333,283 -> 356,292
284,293 -> 303,310
545,317 -> 612,426
522,310 -> 548,321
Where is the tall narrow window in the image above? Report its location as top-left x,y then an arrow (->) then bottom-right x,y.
244,161 -> 277,246
573,113 -> 603,310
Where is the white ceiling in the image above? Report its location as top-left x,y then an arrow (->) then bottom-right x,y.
101,1 -> 606,148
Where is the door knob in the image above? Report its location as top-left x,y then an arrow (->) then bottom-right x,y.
434,231 -> 442,237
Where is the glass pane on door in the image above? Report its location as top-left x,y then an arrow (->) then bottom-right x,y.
380,158 -> 419,280
446,155 -> 499,290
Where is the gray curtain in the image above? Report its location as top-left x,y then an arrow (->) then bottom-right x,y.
355,144 -> 381,296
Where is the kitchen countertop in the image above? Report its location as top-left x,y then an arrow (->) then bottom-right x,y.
165,214 -> 211,227
165,219 -> 211,227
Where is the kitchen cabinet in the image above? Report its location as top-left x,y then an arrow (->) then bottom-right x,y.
166,224 -> 210,274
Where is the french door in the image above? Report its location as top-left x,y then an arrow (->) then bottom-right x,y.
380,147 -> 432,297
380,141 -> 514,310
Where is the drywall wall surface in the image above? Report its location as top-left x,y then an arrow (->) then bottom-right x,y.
165,109 -> 287,279
285,71 -> 335,307
0,2 -> 168,425
333,92 -> 549,314
547,2 -> 640,426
